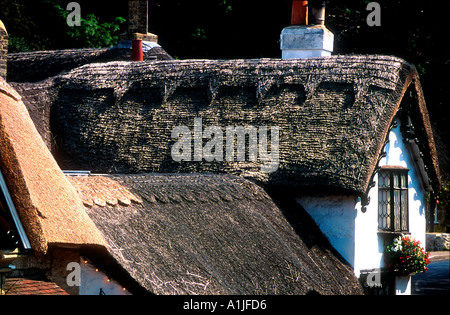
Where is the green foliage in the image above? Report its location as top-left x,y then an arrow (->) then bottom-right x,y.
0,0 -> 126,51
8,36 -> 33,53
52,2 -> 125,48
66,14 -> 125,48
191,28 -> 207,41
437,181 -> 450,215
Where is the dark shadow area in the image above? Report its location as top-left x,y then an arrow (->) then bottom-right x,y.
267,185 -> 352,268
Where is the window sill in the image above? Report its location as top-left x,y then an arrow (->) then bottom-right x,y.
377,231 -> 411,235
0,248 -> 21,266
377,231 -> 411,246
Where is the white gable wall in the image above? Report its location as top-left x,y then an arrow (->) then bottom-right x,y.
378,118 -> 427,246
354,117 -> 427,275
297,118 -> 427,284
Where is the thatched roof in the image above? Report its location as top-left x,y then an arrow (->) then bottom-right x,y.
0,78 -> 106,254
67,173 -> 362,295
7,45 -> 172,83
23,55 -> 439,196
0,20 -> 6,33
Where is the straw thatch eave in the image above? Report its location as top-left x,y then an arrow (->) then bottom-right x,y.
355,63 -> 441,205
0,78 -> 106,254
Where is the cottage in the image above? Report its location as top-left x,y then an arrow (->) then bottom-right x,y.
10,55 -> 440,295
0,1 -> 442,296
0,35 -> 363,295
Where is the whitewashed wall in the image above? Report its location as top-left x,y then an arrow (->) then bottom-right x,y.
378,119 -> 427,247
298,118 -> 427,282
296,194 -> 357,267
79,258 -> 131,295
356,118 -> 427,295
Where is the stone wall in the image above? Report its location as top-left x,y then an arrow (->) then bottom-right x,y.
0,20 -> 8,80
426,233 -> 450,251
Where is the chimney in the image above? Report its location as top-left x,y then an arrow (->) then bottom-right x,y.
281,1 -> 333,59
120,0 -> 158,43
0,20 -> 7,80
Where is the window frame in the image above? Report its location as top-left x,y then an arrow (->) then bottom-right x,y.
377,167 -> 409,233
0,169 -> 31,250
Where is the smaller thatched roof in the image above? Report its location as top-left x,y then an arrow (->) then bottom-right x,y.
68,173 -> 363,295
0,78 -> 106,254
7,44 -> 172,83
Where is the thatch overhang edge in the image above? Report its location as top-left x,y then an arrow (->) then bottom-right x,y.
0,78 -> 107,255
359,61 -> 441,201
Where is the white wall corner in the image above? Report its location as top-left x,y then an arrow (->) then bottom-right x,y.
296,195 -> 357,268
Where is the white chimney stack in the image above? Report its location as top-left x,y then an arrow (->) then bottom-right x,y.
281,1 -> 334,59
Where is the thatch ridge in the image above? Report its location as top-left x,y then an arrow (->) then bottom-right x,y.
70,173 -> 362,295
7,46 -> 172,83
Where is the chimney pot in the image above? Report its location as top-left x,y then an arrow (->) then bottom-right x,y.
310,1 -> 326,25
291,1 -> 309,25
131,39 -> 144,61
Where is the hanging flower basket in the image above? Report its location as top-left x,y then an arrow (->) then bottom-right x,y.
385,235 -> 431,276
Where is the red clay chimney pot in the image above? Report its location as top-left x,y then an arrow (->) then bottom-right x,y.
131,39 -> 144,61
291,0 -> 308,25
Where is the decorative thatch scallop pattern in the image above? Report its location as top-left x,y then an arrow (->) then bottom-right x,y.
67,175 -> 142,207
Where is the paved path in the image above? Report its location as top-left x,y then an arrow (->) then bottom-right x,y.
412,252 -> 450,295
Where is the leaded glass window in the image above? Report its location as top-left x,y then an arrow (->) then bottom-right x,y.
378,169 -> 409,232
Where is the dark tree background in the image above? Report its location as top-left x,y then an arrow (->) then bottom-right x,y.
1,0 -> 449,186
